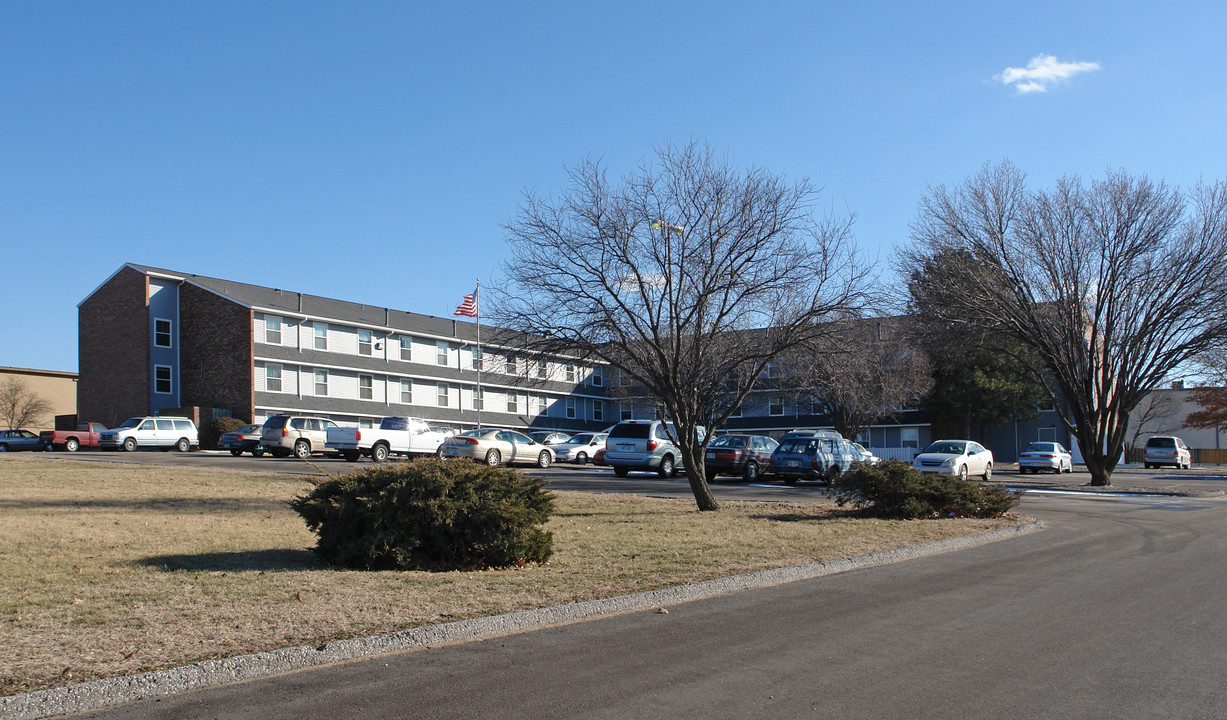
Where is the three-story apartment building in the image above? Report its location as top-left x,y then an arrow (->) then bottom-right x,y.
77,264 -> 611,431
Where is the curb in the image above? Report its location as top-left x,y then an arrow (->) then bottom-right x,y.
1,519 -> 1045,720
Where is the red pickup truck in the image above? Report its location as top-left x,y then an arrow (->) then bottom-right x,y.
40,423 -> 108,452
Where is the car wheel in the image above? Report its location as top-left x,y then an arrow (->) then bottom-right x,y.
537,451 -> 551,469
744,461 -> 759,483
576,452 -> 587,465
614,465 -> 630,478
435,446 -> 444,459
65,438 -> 80,453
293,440 -> 311,459
175,438 -> 191,453
825,465 -> 840,485
1144,462 -> 1152,469
983,463 -> 992,481
372,443 -> 390,463
1018,466 -> 1027,474
485,449 -> 501,466
122,437 -> 137,452
783,476 -> 797,486
658,455 -> 675,478
0,444 -> 7,452
343,450 -> 360,462
252,448 -> 265,457
230,449 -> 243,457
958,464 -> 968,482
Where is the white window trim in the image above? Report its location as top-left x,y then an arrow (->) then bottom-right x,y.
266,364 -> 283,393
566,397 -> 577,420
315,370 -> 328,397
359,329 -> 373,356
314,323 -> 328,351
265,315 -> 283,345
359,374 -> 373,400
154,365 -> 173,394
154,318 -> 173,349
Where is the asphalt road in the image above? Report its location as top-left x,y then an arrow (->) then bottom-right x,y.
62,471 -> 1227,719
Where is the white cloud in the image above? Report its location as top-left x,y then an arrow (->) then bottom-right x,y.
995,54 -> 1100,93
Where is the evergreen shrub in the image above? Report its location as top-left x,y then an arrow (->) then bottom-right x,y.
290,458 -> 555,571
833,460 -> 1021,519
200,416 -> 247,451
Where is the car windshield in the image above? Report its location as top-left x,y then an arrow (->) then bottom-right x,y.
1146,437 -> 1176,448
925,441 -> 967,455
116,418 -> 142,429
1023,442 -> 1055,452
610,423 -> 651,439
458,429 -> 488,438
709,436 -> 748,448
776,438 -> 820,455
569,433 -> 597,444
239,425 -> 259,433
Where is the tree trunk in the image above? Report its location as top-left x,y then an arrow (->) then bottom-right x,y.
681,445 -> 719,511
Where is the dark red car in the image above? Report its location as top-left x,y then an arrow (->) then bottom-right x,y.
704,434 -> 778,482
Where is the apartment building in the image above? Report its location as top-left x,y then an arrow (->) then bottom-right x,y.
77,264 -> 611,431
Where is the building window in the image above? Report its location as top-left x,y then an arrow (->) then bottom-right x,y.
437,341 -> 449,366
620,406 -> 633,421
437,383 -> 449,407
154,365 -> 172,394
590,367 -> 603,387
359,374 -> 373,400
266,364 -> 282,392
359,329 -> 372,356
565,364 -> 576,383
401,379 -> 413,404
154,318 -> 172,348
901,427 -> 919,449
537,395 -> 549,415
314,324 -> 328,350
505,355 -> 518,375
537,360 -> 548,379
729,402 -> 742,418
769,396 -> 784,416
473,388 -> 484,410
359,417 -> 375,429
566,397 -> 576,419
471,346 -> 482,369
265,316 -> 282,344
399,336 -> 412,361
507,393 -> 519,414
593,400 -> 604,422
315,370 -> 328,396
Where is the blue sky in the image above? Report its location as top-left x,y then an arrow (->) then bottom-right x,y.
4,1 -> 1225,372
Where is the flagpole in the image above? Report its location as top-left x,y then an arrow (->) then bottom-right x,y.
475,279 -> 481,429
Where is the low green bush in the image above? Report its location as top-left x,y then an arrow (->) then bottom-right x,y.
290,458 -> 555,571
199,416 -> 247,451
833,460 -> 1021,519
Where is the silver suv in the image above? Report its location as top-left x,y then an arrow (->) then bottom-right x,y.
606,420 -> 704,478
261,414 -> 340,459
1143,435 -> 1191,469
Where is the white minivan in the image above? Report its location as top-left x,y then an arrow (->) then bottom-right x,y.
99,417 -> 199,452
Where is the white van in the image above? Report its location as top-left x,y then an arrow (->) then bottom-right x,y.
99,417 -> 199,452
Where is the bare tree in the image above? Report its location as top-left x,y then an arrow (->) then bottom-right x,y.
778,316 -> 931,441
494,140 -> 869,510
905,161 -> 1227,485
0,377 -> 55,429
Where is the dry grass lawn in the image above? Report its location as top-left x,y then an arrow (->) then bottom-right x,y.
0,455 -> 1028,697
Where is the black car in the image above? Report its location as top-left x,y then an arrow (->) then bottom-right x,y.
0,429 -> 50,452
218,424 -> 266,457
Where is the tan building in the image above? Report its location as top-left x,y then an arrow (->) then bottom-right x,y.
0,366 -> 78,432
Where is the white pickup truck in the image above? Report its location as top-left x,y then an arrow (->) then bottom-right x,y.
326,416 -> 454,462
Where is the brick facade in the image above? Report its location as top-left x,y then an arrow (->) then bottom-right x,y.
179,283 -> 254,422
77,267 -> 150,427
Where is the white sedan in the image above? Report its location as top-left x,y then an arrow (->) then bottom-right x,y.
1017,441 -> 1073,474
912,440 -> 994,481
551,432 -> 608,465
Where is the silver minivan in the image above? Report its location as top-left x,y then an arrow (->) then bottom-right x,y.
605,420 -> 704,478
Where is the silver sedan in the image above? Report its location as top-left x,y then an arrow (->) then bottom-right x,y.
440,428 -> 555,468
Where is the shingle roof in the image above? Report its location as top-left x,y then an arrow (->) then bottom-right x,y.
126,263 -> 483,342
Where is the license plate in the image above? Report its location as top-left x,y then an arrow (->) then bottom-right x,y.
787,460 -> 799,468
618,444 -> 634,451
705,452 -> 715,459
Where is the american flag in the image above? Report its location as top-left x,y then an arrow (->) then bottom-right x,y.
454,288 -> 478,317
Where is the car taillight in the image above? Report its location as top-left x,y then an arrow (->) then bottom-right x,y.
716,451 -> 736,461
355,430 -> 361,442
283,428 -> 289,436
459,437 -> 478,445
812,457 -> 819,469
647,440 -> 657,451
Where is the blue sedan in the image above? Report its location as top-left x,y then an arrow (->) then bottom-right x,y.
0,429 -> 50,452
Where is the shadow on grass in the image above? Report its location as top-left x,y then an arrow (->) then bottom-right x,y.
138,548 -> 322,572
0,497 -> 293,514
750,509 -> 862,523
